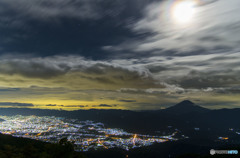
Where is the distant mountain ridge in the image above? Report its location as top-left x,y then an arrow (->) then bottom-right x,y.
163,100 -> 210,115
0,100 -> 240,134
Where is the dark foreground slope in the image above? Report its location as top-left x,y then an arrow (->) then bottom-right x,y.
0,133 -> 238,158
0,134 -> 86,158
0,134 -> 240,158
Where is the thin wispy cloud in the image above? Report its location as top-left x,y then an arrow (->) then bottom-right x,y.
0,102 -> 34,107
107,0 -> 240,54
0,0 -> 100,23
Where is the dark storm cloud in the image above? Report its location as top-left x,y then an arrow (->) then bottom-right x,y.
0,102 -> 34,107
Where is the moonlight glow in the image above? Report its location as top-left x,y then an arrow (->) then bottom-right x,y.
172,0 -> 196,24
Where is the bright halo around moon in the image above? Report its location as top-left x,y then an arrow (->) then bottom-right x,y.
172,0 -> 196,24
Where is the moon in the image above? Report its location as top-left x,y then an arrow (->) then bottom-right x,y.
172,0 -> 196,24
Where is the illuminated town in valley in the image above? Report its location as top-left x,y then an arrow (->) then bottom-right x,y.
0,115 -> 179,151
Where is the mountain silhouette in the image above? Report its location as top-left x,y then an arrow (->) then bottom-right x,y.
163,100 -> 209,114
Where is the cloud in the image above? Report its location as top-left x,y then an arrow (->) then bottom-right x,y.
0,102 -> 34,107
119,99 -> 137,103
0,53 -> 239,110
0,0 -> 101,23
0,0 -> 163,59
92,104 -> 117,108
202,86 -> 240,94
196,0 -> 219,6
63,105 -> 86,108
0,1 -> 239,110
0,53 -> 240,93
0,55 -> 164,90
0,0 -> 158,29
45,104 -> 59,107
0,58 -> 70,79
107,0 -> 240,54
0,88 -> 20,92
143,53 -> 240,89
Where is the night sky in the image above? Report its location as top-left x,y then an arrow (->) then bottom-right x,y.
0,0 -> 239,110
